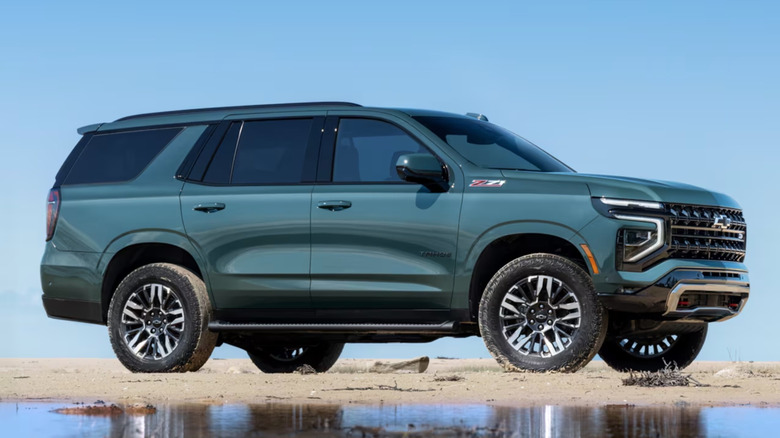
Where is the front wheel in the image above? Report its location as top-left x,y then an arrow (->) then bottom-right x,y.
599,325 -> 708,372
248,343 -> 344,373
479,254 -> 607,373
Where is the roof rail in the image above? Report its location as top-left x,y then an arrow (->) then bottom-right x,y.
115,102 -> 362,122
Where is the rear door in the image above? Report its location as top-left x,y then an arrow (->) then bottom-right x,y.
181,113 -> 324,317
310,114 -> 464,313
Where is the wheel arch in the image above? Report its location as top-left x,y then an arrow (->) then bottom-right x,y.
467,230 -> 591,322
99,235 -> 208,324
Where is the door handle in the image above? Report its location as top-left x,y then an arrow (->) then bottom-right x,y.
317,200 -> 352,211
193,202 -> 226,213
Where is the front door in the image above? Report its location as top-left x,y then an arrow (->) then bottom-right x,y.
310,117 -> 463,312
181,115 -> 323,313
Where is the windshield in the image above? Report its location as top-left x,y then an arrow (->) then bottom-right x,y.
413,116 -> 573,172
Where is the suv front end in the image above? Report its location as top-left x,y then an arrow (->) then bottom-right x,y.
584,195 -> 749,324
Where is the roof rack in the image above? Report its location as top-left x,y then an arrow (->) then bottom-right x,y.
115,102 -> 362,122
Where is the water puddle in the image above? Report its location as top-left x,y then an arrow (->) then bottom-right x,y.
3,401 -> 777,437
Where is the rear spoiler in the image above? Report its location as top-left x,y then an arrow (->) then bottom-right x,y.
77,123 -> 104,135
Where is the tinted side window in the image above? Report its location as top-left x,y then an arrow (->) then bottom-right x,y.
332,119 -> 430,183
202,122 -> 241,184
231,119 -> 313,184
64,128 -> 181,185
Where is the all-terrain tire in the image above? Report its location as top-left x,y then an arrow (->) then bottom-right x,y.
248,343 -> 344,373
599,325 -> 708,372
479,254 -> 607,373
108,263 -> 217,373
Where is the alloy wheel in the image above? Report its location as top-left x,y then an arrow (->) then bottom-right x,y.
268,347 -> 308,362
617,335 -> 679,358
120,283 -> 185,360
499,275 -> 582,357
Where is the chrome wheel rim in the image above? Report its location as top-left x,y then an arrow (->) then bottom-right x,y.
120,283 -> 185,360
618,335 -> 678,358
499,275 -> 582,357
268,347 -> 307,362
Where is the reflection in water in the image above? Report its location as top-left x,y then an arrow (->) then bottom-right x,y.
3,402 -> 778,437
485,404 -> 706,438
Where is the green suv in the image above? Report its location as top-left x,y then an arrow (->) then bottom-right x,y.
41,102 -> 749,373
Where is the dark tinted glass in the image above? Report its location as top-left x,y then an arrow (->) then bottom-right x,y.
64,128 -> 181,185
231,119 -> 313,184
54,134 -> 92,186
203,122 -> 240,184
413,116 -> 572,172
333,119 -> 430,183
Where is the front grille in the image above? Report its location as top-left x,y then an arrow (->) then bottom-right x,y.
666,204 -> 746,262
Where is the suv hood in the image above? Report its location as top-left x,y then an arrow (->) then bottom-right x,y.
499,171 -> 741,209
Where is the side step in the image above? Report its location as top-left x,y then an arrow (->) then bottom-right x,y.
208,321 -> 458,334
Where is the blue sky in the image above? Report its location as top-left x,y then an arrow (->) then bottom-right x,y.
1,1 -> 778,361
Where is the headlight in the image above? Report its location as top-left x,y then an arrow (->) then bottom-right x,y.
614,215 -> 665,262
597,197 -> 663,211
591,198 -> 667,264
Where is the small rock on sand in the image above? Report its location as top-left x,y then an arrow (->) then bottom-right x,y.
714,366 -> 754,379
294,364 -> 317,375
226,366 -> 254,374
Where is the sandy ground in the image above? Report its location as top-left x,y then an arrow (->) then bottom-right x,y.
1,358 -> 778,407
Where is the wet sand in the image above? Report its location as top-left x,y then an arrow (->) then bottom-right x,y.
1,358 -> 778,407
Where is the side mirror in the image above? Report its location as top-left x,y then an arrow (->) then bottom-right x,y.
395,154 -> 448,189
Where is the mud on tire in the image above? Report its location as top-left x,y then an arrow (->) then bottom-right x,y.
478,254 -> 607,373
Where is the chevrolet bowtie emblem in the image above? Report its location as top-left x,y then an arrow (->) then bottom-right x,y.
712,214 -> 732,230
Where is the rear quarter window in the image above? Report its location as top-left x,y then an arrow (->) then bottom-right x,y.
63,127 -> 182,185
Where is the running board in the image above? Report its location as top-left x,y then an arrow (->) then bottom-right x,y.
208,321 -> 458,334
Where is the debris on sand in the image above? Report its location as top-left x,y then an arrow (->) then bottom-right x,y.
622,362 -> 707,387
368,356 -> 430,374
433,374 -> 464,382
325,379 -> 435,393
294,364 -> 317,375
714,367 -> 750,379
713,364 -> 773,379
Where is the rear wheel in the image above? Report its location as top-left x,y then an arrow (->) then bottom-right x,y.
107,263 -> 217,373
479,254 -> 607,373
247,343 -> 344,373
599,325 -> 707,371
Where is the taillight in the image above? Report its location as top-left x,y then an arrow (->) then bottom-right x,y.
46,188 -> 60,241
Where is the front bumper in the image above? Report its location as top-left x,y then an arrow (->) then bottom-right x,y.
599,269 -> 749,322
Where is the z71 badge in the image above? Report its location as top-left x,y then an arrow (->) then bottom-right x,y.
470,179 -> 506,187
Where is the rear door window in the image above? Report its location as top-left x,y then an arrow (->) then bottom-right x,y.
230,119 -> 314,184
64,127 -> 182,185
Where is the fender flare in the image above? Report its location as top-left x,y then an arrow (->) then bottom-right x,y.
461,220 -> 589,275
97,229 -> 213,305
